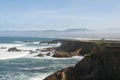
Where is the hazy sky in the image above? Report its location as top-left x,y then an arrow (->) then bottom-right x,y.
0,0 -> 120,31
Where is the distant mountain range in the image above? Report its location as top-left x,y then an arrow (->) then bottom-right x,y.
63,28 -> 92,32
0,28 -> 92,32
0,28 -> 94,38
38,28 -> 92,33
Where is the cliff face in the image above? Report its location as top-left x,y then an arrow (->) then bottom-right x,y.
44,46 -> 120,80
54,40 -> 95,56
74,47 -> 120,80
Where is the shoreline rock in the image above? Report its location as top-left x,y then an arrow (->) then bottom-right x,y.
52,51 -> 72,58
35,53 -> 44,57
51,40 -> 96,58
55,40 -> 95,56
0,47 -> 7,49
39,39 -> 63,44
8,47 -> 21,52
44,41 -> 120,80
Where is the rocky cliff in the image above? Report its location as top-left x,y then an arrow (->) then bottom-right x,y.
52,40 -> 96,57
44,41 -> 120,80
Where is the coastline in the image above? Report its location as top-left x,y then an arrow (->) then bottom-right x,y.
0,37 -> 120,80
44,39 -> 120,80
0,37 -> 85,80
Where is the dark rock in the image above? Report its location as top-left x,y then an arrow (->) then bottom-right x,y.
44,46 -> 120,80
8,47 -> 21,52
40,40 -> 60,44
29,50 -> 38,54
74,47 -> 120,80
23,41 -> 33,43
41,47 -> 56,52
45,47 -> 56,51
40,49 -> 49,52
52,52 -> 72,58
1,47 -> 7,49
46,52 -> 51,56
44,67 -> 75,80
39,39 -> 64,44
36,49 -> 42,51
36,53 -> 44,57
51,40 -> 95,58
39,41 -> 47,44
56,40 -> 95,56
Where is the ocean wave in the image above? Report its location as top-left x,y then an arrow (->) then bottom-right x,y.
14,41 -> 33,44
0,51 -> 29,60
29,55 -> 84,60
0,42 -> 82,60
0,43 -> 25,48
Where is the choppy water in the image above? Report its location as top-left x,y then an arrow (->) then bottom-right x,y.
0,57 -> 82,80
0,37 -> 83,80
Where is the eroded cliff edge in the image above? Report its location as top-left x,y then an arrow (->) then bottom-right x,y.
49,40 -> 96,57
44,40 -> 120,80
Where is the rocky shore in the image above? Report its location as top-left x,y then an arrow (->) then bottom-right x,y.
40,39 -> 96,58
44,40 -> 120,80
54,40 -> 95,57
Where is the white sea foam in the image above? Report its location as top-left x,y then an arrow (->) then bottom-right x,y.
15,41 -> 42,44
29,73 -> 52,80
14,41 -> 33,44
0,41 -> 73,60
33,41 -> 41,44
17,46 -> 39,51
0,50 -> 29,60
0,43 -> 29,60
0,42 -> 60,60
49,42 -> 61,47
72,56 -> 84,59
0,43 -> 25,49
30,55 -> 84,60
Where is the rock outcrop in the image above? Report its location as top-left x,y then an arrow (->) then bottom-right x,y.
36,53 -> 44,57
44,46 -> 120,80
52,40 -> 95,57
41,47 -> 56,52
8,47 -> 21,52
52,51 -> 72,58
40,39 -> 63,44
0,47 -> 7,49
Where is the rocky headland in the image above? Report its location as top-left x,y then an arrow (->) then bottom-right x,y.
44,39 -> 120,80
54,40 -> 95,57
40,39 -> 96,57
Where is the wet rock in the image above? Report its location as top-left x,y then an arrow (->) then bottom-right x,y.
44,47 -> 56,51
29,50 -> 38,54
0,47 -> 7,49
44,67 -> 74,80
52,48 -> 81,58
40,49 -> 49,52
41,47 -> 56,52
36,53 -> 44,57
23,41 -> 33,43
8,47 -> 21,52
40,40 -> 60,44
52,52 -> 72,58
46,52 -> 51,56
36,49 -> 42,51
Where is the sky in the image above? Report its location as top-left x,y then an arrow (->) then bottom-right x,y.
0,0 -> 120,31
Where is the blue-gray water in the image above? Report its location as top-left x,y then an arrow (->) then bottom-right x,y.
0,58 -> 81,80
0,37 -> 57,43
0,37 -> 82,80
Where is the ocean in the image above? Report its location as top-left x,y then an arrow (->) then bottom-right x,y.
0,37 -> 83,80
